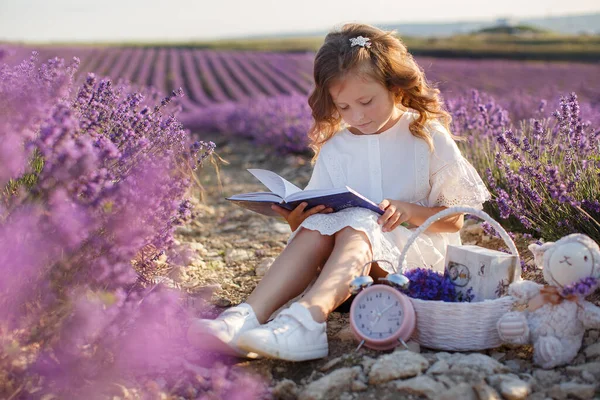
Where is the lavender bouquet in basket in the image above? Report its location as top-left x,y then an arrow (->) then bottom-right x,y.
400,267 -> 474,303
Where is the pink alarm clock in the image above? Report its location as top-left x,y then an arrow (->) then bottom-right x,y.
349,260 -> 416,351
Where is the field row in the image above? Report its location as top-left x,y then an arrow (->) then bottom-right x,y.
3,46 -> 316,113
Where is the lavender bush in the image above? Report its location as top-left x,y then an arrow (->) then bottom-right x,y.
0,52 -> 266,398
182,93 -> 312,154
449,90 -> 600,243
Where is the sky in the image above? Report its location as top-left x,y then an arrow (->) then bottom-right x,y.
1,0 -> 599,43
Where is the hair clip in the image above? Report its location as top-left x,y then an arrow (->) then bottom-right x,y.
349,36 -> 371,48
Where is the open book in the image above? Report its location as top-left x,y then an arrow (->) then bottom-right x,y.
226,169 -> 385,217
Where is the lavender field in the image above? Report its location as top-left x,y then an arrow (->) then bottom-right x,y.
1,45 -> 599,398
2,45 -> 599,123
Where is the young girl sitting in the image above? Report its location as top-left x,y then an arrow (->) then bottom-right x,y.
187,23 -> 490,361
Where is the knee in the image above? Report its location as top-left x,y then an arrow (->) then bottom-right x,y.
296,227 -> 334,251
334,227 -> 373,258
334,227 -> 369,243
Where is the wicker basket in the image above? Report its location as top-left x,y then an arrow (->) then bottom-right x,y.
398,206 -> 520,351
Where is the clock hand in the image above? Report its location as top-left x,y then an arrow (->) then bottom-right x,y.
370,305 -> 385,327
381,303 -> 394,314
370,315 -> 381,327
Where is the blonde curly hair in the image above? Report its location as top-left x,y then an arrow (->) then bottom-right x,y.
308,23 -> 458,162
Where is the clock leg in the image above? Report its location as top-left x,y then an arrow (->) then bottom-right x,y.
398,338 -> 409,350
355,340 -> 365,352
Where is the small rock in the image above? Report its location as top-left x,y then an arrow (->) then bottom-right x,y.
350,380 -> 368,392
566,362 -> 600,380
583,342 -> 600,358
299,366 -> 361,400
532,368 -> 563,390
525,393 -> 549,400
360,356 -> 376,375
256,257 -> 275,277
390,375 -> 445,398
447,353 -> 510,377
586,330 -> 599,343
473,381 -> 502,400
319,356 -> 345,372
547,382 -> 597,400
334,326 -> 356,343
214,297 -> 231,307
486,373 -> 521,389
188,241 -> 207,255
499,378 -> 532,400
581,370 -> 596,384
438,383 -> 477,400
368,351 -> 429,384
504,359 -> 523,373
427,360 -> 449,375
490,351 -> 506,362
435,374 -> 456,389
224,248 -> 252,263
272,379 -> 299,400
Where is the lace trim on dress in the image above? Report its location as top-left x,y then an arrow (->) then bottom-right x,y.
430,157 -> 491,209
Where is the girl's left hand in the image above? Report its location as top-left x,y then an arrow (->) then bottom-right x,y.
377,199 -> 413,232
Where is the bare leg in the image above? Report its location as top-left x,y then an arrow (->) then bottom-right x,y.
298,227 -> 374,323
246,228 -> 335,323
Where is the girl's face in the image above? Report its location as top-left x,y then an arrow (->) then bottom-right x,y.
328,71 -> 402,135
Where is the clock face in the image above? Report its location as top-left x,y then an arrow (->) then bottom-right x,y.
352,286 -> 405,341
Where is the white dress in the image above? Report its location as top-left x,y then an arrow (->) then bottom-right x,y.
287,109 -> 491,274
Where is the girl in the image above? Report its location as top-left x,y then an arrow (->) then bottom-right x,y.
187,23 -> 490,361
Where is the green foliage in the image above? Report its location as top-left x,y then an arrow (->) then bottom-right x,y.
2,148 -> 44,199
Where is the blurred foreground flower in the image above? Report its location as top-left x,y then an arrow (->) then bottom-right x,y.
0,52 -> 266,399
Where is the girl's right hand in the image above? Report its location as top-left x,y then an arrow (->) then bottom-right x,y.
271,202 -> 333,232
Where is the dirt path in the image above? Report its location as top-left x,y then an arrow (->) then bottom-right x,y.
172,133 -> 600,400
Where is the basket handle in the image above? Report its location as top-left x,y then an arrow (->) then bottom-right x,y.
397,206 -> 521,279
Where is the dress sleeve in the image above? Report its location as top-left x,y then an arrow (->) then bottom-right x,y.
427,120 -> 491,209
304,148 -> 335,191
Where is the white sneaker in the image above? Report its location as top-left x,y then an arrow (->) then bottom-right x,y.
187,303 -> 261,358
235,303 -> 328,361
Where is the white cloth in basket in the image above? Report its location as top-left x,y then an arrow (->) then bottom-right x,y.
287,109 -> 490,273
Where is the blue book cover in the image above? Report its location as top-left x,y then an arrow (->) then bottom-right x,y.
226,169 -> 384,217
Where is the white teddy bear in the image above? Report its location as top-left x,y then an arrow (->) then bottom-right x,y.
497,233 -> 600,369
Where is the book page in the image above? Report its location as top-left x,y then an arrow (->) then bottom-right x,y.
247,169 -> 302,198
285,187 -> 348,202
227,192 -> 283,202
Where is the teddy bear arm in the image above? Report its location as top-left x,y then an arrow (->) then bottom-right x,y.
580,301 -> 600,329
508,280 -> 542,303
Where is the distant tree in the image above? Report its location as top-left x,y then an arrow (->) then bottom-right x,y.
475,24 -> 551,35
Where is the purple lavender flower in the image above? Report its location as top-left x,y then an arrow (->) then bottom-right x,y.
400,267 -> 472,303
560,276 -> 598,298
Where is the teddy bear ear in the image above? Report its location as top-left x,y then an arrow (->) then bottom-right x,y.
528,242 -> 554,269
